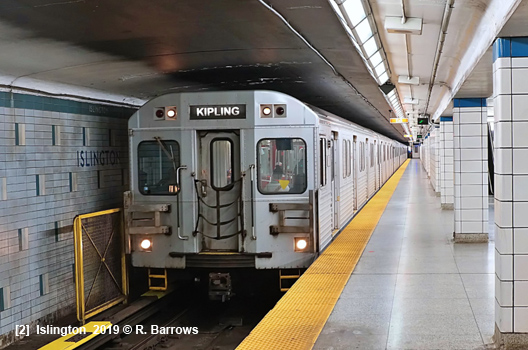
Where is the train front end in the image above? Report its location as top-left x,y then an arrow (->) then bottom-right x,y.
125,90 -> 318,299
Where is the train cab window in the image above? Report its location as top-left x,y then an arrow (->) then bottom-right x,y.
257,138 -> 307,194
138,140 -> 180,195
211,139 -> 234,189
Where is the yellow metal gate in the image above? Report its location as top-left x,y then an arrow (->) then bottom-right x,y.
74,208 -> 127,324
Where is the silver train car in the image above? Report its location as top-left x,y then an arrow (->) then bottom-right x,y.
124,90 -> 406,297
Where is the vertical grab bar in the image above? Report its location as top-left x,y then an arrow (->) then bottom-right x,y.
176,165 -> 189,240
249,164 -> 256,240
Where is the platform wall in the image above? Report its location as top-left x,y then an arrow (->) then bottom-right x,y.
0,92 -> 135,346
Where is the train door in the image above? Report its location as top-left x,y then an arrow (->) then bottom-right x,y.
374,140 -> 379,191
331,132 -> 339,231
353,136 -> 358,211
365,139 -> 369,199
196,131 -> 241,252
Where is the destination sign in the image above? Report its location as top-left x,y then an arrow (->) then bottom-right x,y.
189,104 -> 246,120
390,118 -> 409,123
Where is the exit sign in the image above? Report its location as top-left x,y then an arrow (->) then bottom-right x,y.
417,135 -> 423,138
417,117 -> 429,125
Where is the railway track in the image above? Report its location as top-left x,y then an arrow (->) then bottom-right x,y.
106,294 -> 277,350
73,282 -> 280,350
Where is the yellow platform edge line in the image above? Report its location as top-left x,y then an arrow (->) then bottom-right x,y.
236,160 -> 410,350
38,321 -> 112,350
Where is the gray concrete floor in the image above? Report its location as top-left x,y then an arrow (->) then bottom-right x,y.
314,160 -> 495,350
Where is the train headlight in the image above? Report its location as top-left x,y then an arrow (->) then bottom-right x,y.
294,238 -> 308,252
166,108 -> 176,119
140,239 -> 152,251
262,106 -> 272,116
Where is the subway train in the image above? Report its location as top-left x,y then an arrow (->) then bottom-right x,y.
124,90 -> 406,299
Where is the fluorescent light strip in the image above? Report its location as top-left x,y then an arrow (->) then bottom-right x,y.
342,0 -> 367,27
334,0 -> 392,89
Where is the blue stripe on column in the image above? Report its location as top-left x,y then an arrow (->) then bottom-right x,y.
453,98 -> 486,108
493,38 -> 511,62
440,116 -> 453,122
512,37 -> 528,57
493,37 -> 528,62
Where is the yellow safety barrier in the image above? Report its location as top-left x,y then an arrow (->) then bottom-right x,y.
74,208 -> 127,325
38,321 -> 112,350
237,160 -> 410,350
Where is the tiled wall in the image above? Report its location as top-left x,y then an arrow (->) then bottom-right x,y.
0,92 -> 134,344
493,37 -> 528,336
453,98 -> 489,242
440,118 -> 454,209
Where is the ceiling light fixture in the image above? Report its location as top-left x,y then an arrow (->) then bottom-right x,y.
329,0 -> 392,85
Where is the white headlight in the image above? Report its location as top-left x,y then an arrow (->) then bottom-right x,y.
140,239 -> 152,250
296,239 -> 307,250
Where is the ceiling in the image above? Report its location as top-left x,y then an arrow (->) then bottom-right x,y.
0,0 -> 525,143
371,0 -> 522,138
0,0 -> 410,142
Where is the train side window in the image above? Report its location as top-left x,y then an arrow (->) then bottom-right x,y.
343,139 -> 349,179
320,138 -> 326,187
211,139 -> 234,189
347,140 -> 351,177
257,138 -> 307,194
138,140 -> 180,195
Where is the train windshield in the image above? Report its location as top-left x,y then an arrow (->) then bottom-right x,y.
257,138 -> 307,194
137,140 -> 180,195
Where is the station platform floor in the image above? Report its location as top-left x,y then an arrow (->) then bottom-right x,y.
237,159 -> 496,350
313,160 -> 495,350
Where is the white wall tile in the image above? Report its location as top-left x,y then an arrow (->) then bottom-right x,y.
495,174 -> 513,201
514,228 -> 528,254
512,57 -> 528,68
514,202 -> 528,228
460,124 -> 482,136
496,250 -> 513,281
496,149 -> 513,175
514,307 -> 528,332
496,226 -> 513,254
496,301 -> 513,332
496,275 -> 513,306
512,122 -> 528,147
513,176 -> 528,201
514,282 -> 528,306
512,69 -> 528,94
513,149 -> 528,174
495,57 -> 512,70
495,67 -> 512,95
514,255 -> 528,280
512,95 -> 528,121
495,200 -> 513,228
495,121 -> 512,148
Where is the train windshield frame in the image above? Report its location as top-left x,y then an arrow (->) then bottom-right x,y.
257,138 -> 307,195
137,140 -> 180,196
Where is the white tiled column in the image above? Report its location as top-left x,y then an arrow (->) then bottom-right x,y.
440,117 -> 454,209
430,126 -> 440,195
453,98 -> 489,243
493,37 -> 528,346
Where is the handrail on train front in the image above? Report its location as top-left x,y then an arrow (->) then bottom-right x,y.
176,165 -> 189,240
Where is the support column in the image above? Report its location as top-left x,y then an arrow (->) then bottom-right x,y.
430,126 -> 441,195
494,37 -> 528,347
440,117 -> 454,209
453,98 -> 489,243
